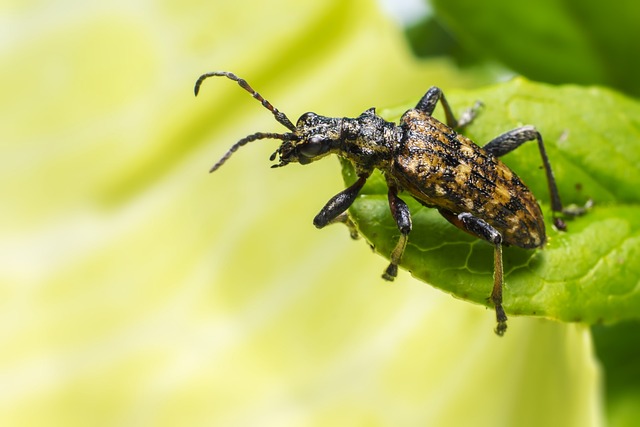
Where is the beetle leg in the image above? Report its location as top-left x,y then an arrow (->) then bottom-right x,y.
482,126 -> 587,230
313,173 -> 369,229
415,87 -> 481,129
441,210 -> 508,335
330,212 -> 360,240
382,184 -> 412,281
491,243 -> 507,336
458,212 -> 507,336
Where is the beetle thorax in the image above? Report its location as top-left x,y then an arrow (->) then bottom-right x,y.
339,109 -> 401,170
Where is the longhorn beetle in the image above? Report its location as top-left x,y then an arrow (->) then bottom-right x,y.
195,71 -> 586,336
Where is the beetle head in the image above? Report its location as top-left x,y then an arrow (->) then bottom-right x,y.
196,72 -> 341,172
270,112 -> 342,167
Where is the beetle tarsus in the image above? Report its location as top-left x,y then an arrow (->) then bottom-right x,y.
553,217 -> 567,231
554,199 -> 593,231
330,212 -> 360,240
456,100 -> 483,129
495,311 -> 508,337
382,264 -> 398,281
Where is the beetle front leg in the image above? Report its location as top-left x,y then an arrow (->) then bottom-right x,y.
382,184 -> 412,281
329,212 -> 360,240
313,173 -> 369,229
482,126 -> 587,230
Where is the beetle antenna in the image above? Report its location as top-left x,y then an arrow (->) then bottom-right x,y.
210,132 -> 295,173
195,71 -> 296,132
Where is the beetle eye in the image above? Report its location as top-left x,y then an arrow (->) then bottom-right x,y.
298,136 -> 327,158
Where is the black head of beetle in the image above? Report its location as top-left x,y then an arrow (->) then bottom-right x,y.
271,112 -> 343,167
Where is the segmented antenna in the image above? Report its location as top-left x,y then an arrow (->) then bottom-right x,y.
209,132 -> 294,173
194,71 -> 296,131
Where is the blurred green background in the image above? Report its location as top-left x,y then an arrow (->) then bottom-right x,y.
2,0 -> 638,426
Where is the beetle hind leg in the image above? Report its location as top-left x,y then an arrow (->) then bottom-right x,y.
482,126 -> 589,230
440,210 -> 508,335
491,243 -> 508,336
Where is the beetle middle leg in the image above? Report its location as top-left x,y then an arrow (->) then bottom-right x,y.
439,210 -> 508,336
482,126 -> 587,230
382,183 -> 412,281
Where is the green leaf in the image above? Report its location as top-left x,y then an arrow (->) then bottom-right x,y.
593,321 -> 640,426
342,78 -> 640,325
403,16 -> 483,67
431,0 -> 640,97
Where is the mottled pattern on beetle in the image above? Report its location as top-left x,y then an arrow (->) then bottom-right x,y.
339,110 -> 401,172
296,113 -> 343,143
390,109 -> 545,248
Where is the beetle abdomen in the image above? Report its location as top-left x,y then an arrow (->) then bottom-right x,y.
392,110 -> 545,248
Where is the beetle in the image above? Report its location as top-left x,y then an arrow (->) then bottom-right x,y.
195,71 -> 586,335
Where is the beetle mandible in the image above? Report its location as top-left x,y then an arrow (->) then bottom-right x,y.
195,71 -> 585,336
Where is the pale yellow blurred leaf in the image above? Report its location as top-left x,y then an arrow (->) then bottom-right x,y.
0,0 -> 603,426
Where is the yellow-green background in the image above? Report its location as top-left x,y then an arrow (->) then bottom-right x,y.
1,0 -> 602,425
